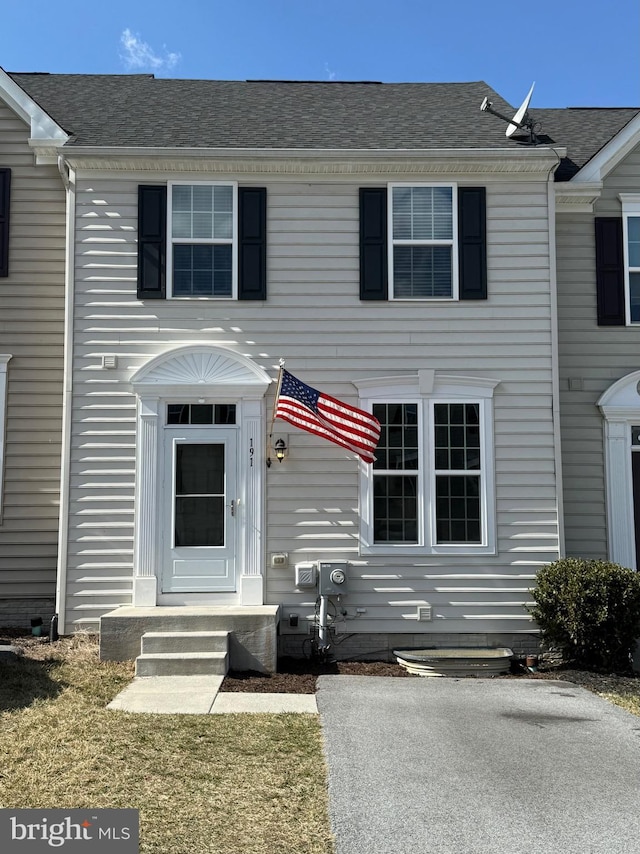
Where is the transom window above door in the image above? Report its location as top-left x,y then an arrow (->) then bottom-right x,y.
168,182 -> 236,298
167,403 -> 237,425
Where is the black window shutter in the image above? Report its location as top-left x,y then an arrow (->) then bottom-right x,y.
0,169 -> 11,278
137,185 -> 166,299
595,217 -> 625,326
238,187 -> 267,300
458,187 -> 487,300
360,188 -> 388,300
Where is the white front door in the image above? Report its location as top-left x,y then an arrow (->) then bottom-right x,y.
162,427 -> 237,592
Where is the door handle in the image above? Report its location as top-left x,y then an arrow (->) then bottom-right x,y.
229,499 -> 238,517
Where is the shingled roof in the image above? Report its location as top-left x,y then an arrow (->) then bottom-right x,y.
8,73 -> 640,181
8,73 -> 536,150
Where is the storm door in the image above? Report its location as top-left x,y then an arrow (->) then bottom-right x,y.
162,421 -> 237,593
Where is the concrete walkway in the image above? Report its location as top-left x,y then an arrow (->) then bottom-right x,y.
107,675 -> 318,714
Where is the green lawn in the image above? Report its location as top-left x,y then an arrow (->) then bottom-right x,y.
0,637 -> 334,854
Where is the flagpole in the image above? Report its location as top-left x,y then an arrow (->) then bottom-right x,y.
266,358 -> 285,467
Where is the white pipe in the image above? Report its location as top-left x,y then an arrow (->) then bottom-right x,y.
318,595 -> 330,651
54,158 -> 75,633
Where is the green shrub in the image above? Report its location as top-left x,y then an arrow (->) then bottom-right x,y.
529,558 -> 640,671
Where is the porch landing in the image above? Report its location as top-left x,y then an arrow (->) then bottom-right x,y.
100,606 -> 280,673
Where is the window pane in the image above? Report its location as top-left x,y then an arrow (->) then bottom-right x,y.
434,403 -> 481,471
172,184 -> 233,241
629,217 -> 640,267
435,475 -> 481,543
167,404 -> 189,424
176,444 -> 224,495
192,185 -> 213,212
631,272 -> 640,323
173,245 -> 232,297
172,185 -> 192,211
373,403 -> 419,471
392,186 -> 452,240
394,246 -> 452,298
175,497 -> 224,547
373,475 -> 418,543
193,212 -> 213,239
215,404 -> 236,424
191,404 -> 213,424
172,212 -> 192,239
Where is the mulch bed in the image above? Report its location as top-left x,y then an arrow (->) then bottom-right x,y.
4,629 -> 640,697
221,657 -> 410,693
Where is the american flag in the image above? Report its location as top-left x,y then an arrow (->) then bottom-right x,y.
274,369 -> 381,464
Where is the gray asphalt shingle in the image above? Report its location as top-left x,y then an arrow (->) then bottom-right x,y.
8,72 -> 639,179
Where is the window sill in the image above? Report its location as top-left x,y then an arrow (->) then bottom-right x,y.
359,543 -> 497,557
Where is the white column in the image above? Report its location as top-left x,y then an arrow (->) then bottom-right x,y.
133,396 -> 160,605
604,419 -> 636,569
240,399 -> 264,604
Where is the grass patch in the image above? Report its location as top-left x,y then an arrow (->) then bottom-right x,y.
0,636 -> 333,854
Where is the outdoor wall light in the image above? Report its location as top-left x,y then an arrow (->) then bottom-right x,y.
274,438 -> 287,462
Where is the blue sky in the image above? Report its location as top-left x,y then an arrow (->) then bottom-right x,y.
2,1 -> 638,108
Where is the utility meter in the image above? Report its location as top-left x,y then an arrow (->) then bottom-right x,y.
319,561 -> 349,596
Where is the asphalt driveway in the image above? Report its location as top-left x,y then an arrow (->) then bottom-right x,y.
317,676 -> 640,854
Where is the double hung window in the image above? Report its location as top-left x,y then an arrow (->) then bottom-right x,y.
390,184 -> 457,300
622,199 -> 640,323
357,373 -> 496,555
168,182 -> 236,298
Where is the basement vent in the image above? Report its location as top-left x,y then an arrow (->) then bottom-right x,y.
417,605 -> 432,622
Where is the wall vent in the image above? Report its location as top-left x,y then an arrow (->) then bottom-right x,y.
417,604 -> 432,622
295,562 -> 317,588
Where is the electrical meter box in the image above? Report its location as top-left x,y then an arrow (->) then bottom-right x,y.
318,561 -> 348,596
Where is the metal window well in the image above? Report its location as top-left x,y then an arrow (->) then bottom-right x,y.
393,648 -> 513,677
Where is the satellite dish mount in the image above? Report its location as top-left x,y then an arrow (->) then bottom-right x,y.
480,82 -> 538,145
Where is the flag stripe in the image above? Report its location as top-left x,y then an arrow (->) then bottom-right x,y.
273,369 -> 380,464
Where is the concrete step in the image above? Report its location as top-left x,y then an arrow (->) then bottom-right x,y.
135,651 -> 228,677
141,630 -> 229,655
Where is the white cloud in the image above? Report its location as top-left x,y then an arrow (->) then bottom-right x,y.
324,62 -> 337,81
120,29 -> 181,73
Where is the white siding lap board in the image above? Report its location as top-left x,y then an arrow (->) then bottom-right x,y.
62,167 -> 560,635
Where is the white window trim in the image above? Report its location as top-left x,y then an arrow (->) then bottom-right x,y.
618,194 -> 640,325
0,355 -> 10,521
388,182 -> 459,301
355,371 -> 497,556
167,180 -> 238,300
598,369 -> 640,569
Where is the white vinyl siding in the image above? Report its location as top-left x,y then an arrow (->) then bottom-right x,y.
0,101 -> 65,608
558,143 -> 640,561
64,172 -> 559,634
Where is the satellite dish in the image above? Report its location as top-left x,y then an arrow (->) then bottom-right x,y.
480,82 -> 538,145
506,82 -> 535,138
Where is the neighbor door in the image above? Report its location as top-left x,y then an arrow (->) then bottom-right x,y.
162,427 -> 237,592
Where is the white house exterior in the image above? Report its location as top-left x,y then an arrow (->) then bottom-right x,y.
0,70 -> 67,627
11,72 -> 630,666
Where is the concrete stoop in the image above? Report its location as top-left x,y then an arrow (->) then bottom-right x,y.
100,606 -> 280,673
135,631 -> 230,676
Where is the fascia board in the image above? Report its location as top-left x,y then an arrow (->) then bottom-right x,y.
0,67 -> 68,142
571,111 -> 640,183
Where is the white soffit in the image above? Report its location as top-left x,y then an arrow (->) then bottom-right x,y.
0,67 -> 68,144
